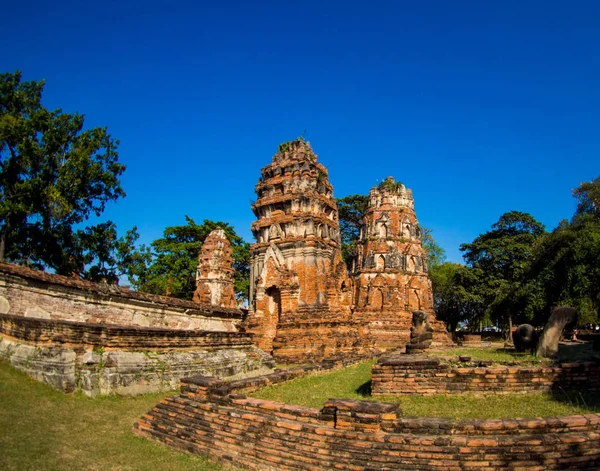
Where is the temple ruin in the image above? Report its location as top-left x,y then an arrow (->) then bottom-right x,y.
244,139 -> 370,362
245,139 -> 449,362
352,176 -> 449,346
192,228 -> 237,308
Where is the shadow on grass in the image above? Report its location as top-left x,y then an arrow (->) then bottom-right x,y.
356,380 -> 371,397
549,342 -> 600,413
549,389 -> 600,413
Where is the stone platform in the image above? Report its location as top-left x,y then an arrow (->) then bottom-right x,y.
0,313 -> 273,396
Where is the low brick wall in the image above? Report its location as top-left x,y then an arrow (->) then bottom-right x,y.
135,371 -> 600,470
0,314 -> 273,396
0,262 -> 242,331
371,355 -> 600,396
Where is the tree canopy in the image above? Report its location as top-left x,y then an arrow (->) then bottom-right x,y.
518,177 -> 600,324
336,194 -> 369,267
429,262 -> 483,332
0,70 -> 128,280
125,217 -> 250,303
460,211 -> 546,332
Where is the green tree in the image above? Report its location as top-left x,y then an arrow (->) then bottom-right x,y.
430,262 -> 483,332
128,217 -> 250,303
521,178 -> 600,325
460,211 -> 546,335
421,227 -> 446,270
336,194 -> 369,267
0,71 -> 126,277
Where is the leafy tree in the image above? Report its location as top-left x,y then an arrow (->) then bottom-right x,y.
521,178 -> 600,325
430,262 -> 484,332
0,71 -> 126,278
421,227 -> 446,270
127,217 -> 250,303
573,176 -> 600,218
75,223 -> 150,284
336,194 -> 369,267
460,211 -> 546,335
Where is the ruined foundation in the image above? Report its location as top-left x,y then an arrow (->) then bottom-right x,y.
135,365 -> 600,470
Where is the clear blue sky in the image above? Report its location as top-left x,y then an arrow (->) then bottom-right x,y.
3,0 -> 599,262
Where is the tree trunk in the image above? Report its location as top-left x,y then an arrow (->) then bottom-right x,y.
502,311 -> 513,347
0,224 -> 8,262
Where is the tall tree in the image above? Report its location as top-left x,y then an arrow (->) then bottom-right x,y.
336,194 -> 369,267
0,71 -> 126,277
127,217 -> 250,303
421,227 -> 446,271
430,262 -> 483,332
460,211 -> 546,335
521,178 -> 600,324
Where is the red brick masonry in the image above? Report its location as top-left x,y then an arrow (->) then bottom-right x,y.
371,355 -> 600,396
0,313 -> 253,351
135,364 -> 600,470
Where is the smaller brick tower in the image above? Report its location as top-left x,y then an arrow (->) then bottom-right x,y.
352,177 -> 449,346
192,228 -> 237,308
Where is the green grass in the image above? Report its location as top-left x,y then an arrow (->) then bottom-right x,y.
430,347 -> 543,363
253,355 -> 600,418
3,342 -> 600,470
0,360 -> 225,471
389,392 -> 600,419
254,361 -> 375,408
430,342 -> 597,363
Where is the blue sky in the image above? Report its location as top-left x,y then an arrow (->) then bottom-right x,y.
3,0 -> 599,262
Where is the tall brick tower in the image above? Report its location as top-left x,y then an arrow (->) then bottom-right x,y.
352,177 -> 448,345
245,139 -> 367,361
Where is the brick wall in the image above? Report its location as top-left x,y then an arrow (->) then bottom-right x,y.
0,313 -> 251,350
135,371 -> 600,470
0,262 -> 242,331
371,355 -> 600,396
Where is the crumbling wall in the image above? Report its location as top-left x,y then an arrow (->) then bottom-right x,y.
0,313 -> 273,396
0,262 -> 242,331
371,355 -> 600,396
135,370 -> 600,470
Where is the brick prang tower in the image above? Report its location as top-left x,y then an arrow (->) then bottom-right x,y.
245,139 -> 366,361
192,228 -> 237,308
352,177 -> 449,346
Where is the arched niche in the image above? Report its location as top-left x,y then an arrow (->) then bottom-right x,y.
378,223 -> 388,238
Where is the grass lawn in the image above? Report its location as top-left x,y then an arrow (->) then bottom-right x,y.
430,342 -> 597,363
0,360 -> 224,471
253,348 -> 600,418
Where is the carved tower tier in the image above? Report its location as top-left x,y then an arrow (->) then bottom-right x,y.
245,139 -> 368,362
352,177 -> 449,346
